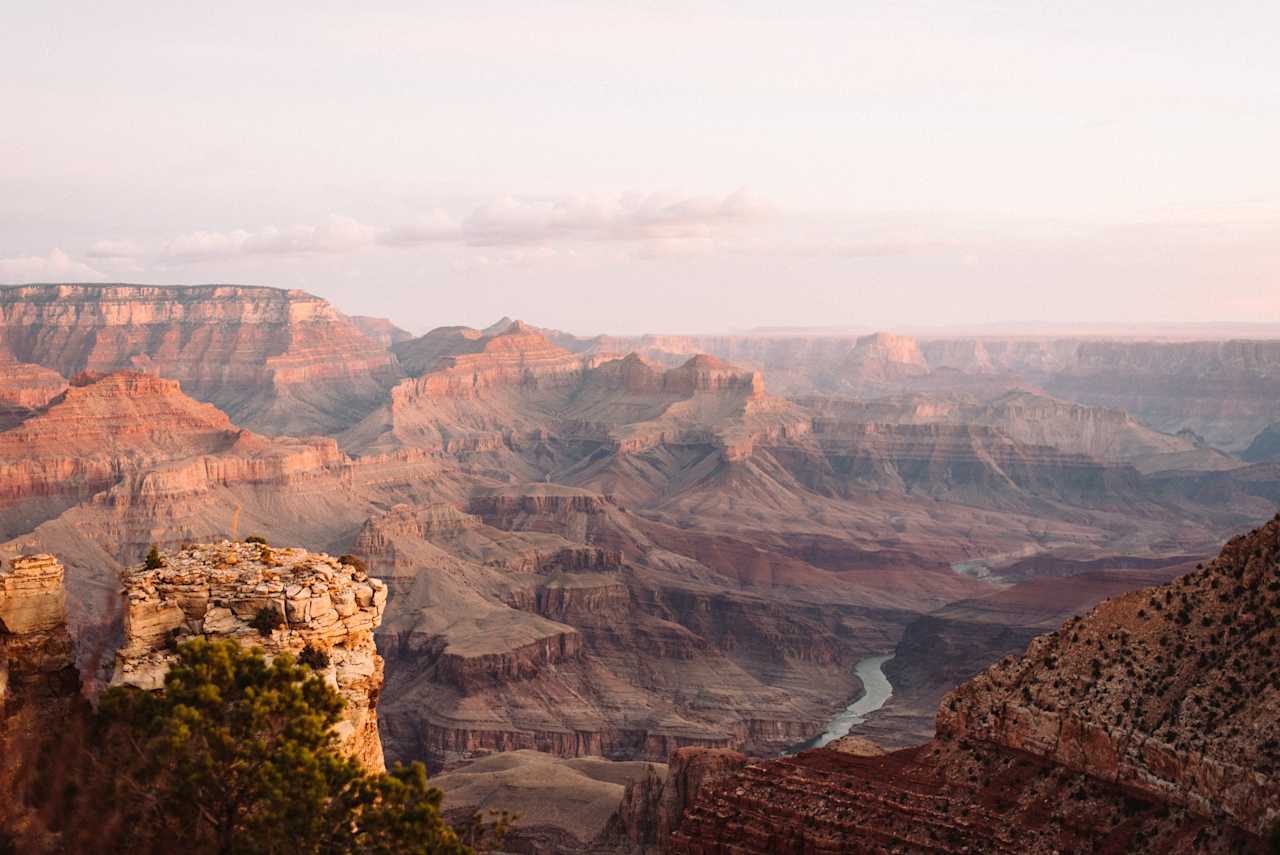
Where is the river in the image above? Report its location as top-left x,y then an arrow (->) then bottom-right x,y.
806,654 -> 895,749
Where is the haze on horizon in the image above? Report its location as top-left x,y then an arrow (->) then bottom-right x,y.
2,1 -> 1277,334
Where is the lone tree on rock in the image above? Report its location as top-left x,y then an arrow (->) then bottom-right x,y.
31,639 -> 497,854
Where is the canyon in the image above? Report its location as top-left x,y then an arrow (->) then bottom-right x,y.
652,516 -> 1280,853
0,283 -> 1276,850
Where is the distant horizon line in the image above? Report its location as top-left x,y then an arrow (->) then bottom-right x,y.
3,281 -> 1278,341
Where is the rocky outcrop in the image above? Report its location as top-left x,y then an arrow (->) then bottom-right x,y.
111,542 -> 388,770
939,515 -> 1280,836
0,284 -> 401,435
0,555 -> 76,714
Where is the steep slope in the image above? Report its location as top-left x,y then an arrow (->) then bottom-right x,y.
0,284 -> 401,435
662,519 -> 1280,853
940,515 -> 1280,834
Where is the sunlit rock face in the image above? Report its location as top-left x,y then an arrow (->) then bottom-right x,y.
0,283 -> 402,436
0,554 -> 76,714
111,542 -> 389,770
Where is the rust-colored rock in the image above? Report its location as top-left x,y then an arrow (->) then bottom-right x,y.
0,284 -> 401,435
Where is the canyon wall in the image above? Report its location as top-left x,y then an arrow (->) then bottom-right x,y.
0,284 -> 402,435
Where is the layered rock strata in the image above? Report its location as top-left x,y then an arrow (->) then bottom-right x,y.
0,284 -> 401,435
0,554 -> 76,714
111,542 -> 388,770
661,520 -> 1280,852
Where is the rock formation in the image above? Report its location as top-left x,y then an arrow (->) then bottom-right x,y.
662,519 -> 1280,853
939,515 -> 1280,836
0,554 -> 76,716
111,542 -> 388,769
0,284 -> 402,435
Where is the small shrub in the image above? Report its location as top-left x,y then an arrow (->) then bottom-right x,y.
144,545 -> 164,570
250,606 -> 284,636
298,644 -> 330,670
245,535 -> 268,545
163,627 -> 182,651
338,554 -> 367,574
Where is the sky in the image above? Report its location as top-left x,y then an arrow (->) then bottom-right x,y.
2,1 -> 1278,334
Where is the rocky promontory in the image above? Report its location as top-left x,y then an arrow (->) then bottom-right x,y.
111,542 -> 388,769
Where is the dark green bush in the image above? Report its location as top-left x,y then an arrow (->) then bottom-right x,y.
250,606 -> 284,636
298,643 -> 330,670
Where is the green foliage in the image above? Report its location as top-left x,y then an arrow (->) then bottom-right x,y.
244,535 -> 268,545
89,639 -> 483,854
249,606 -> 284,636
298,643 -> 330,670
144,545 -> 164,570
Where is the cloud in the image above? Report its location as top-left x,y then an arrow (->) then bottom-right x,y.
64,190 -> 775,268
160,215 -> 378,261
452,189 -> 771,246
379,210 -> 461,247
0,249 -> 105,282
85,239 -> 147,259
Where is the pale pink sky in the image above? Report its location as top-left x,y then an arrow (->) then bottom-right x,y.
2,2 -> 1277,333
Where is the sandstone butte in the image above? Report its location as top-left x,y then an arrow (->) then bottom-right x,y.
625,517 -> 1280,853
111,542 -> 389,770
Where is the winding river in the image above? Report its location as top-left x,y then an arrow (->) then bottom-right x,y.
807,654 -> 895,749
